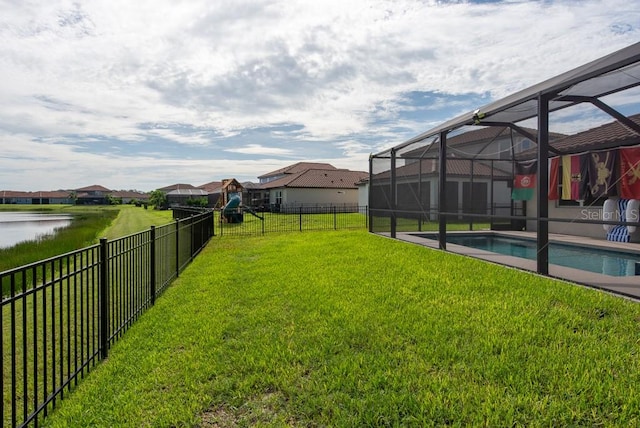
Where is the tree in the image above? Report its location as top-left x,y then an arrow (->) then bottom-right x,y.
149,190 -> 168,209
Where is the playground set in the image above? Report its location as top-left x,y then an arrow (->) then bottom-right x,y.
219,179 -> 264,223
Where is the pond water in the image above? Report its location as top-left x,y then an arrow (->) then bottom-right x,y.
0,212 -> 73,249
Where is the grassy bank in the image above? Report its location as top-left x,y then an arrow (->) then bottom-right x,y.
0,205 -> 173,273
100,205 -> 173,240
0,206 -> 119,272
44,231 -> 640,426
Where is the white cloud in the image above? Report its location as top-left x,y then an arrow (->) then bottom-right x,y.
224,144 -> 294,156
0,0 -> 638,190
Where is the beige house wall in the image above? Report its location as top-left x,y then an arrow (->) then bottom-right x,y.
525,188 -> 610,240
269,188 -> 360,208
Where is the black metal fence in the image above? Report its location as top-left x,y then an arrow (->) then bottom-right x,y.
214,205 -> 369,236
0,211 -> 214,428
369,202 -> 526,234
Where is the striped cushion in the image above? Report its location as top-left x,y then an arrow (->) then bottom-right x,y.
606,199 -> 630,242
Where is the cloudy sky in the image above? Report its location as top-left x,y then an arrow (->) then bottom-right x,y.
1,0 -> 638,191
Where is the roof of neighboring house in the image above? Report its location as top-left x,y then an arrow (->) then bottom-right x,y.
373,159 -> 512,180
0,190 -> 72,198
406,126 -> 567,158
198,181 -> 223,193
241,182 -> 262,190
166,188 -> 208,196
551,113 -> 640,154
258,162 -> 337,179
261,169 -> 369,189
75,184 -> 111,192
157,183 -> 198,192
516,113 -> 640,159
221,178 -> 243,191
449,126 -> 566,146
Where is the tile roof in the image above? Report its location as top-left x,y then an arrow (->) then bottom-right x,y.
549,113 -> 640,153
166,188 -> 208,196
241,182 -> 262,190
258,162 -> 337,179
157,183 -> 198,191
1,190 -> 73,198
261,169 -> 368,189
374,159 -> 511,180
409,126 -> 567,157
517,113 -> 640,159
75,184 -> 111,192
198,181 -> 223,193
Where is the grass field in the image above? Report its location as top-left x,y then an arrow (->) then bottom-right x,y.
100,205 -> 173,240
43,230 -> 640,427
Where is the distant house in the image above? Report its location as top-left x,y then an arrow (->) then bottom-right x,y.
258,162 -> 337,184
75,185 -> 112,205
259,163 -> 368,210
110,190 -> 150,205
0,190 -> 74,205
198,181 -> 224,207
242,181 -> 269,209
158,184 -> 208,207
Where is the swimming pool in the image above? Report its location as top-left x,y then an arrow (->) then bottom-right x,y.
418,234 -> 640,277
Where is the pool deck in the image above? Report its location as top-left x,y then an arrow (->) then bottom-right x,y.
390,231 -> 640,301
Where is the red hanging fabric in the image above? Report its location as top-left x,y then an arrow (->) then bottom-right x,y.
620,147 -> 640,199
548,157 -> 560,200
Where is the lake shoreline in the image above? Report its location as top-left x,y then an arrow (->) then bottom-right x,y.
0,205 -> 121,273
0,211 -> 73,249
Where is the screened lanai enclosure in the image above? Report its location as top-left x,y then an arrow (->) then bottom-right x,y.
369,42 -> 640,279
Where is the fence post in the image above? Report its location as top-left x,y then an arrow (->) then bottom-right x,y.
333,206 -> 337,230
190,215 -> 195,258
299,206 -> 303,232
99,238 -> 109,360
150,226 -> 156,305
175,220 -> 180,278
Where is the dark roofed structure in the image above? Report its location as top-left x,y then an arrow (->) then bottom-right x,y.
158,183 -> 198,192
261,168 -> 368,189
514,113 -> 640,160
76,184 -> 111,193
258,162 -> 337,183
550,113 -> 640,154
407,125 -> 567,159
198,181 -> 223,193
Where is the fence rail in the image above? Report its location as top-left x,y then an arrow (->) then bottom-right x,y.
1,211 -> 214,428
215,205 -> 369,236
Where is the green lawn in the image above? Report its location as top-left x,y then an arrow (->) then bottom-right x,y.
44,230 -> 640,426
100,205 -> 173,239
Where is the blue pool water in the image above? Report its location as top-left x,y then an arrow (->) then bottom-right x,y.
421,234 -> 640,277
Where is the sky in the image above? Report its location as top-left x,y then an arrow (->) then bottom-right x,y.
1,0 -> 639,192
